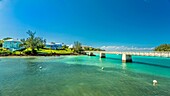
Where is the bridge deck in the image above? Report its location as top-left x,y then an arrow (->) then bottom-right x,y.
85,51 -> 170,58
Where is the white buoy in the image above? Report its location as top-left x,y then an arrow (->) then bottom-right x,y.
39,66 -> 42,69
101,67 -> 104,70
153,80 -> 158,86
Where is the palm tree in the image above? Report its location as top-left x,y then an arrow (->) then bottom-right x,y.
73,41 -> 83,54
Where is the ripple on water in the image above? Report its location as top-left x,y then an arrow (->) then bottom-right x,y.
0,56 -> 170,96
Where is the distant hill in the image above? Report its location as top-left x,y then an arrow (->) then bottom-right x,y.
154,44 -> 170,51
82,46 -> 105,51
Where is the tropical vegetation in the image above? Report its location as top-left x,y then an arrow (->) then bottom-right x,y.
3,37 -> 13,40
0,30 -> 74,56
20,30 -> 46,54
154,44 -> 170,51
73,41 -> 83,54
83,46 -> 105,51
0,40 -> 3,47
0,30 -> 105,56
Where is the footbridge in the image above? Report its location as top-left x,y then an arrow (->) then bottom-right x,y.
85,51 -> 170,63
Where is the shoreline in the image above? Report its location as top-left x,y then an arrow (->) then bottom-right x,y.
0,54 -> 85,57
0,55 -> 84,58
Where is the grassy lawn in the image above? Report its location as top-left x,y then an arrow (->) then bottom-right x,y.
0,47 -> 74,56
0,47 -> 11,55
37,48 -> 74,55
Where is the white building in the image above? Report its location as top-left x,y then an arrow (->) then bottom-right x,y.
68,44 -> 74,49
45,43 -> 62,50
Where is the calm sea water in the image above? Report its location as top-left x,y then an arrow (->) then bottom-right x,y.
0,55 -> 170,96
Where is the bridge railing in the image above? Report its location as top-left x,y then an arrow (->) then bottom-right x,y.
85,51 -> 170,57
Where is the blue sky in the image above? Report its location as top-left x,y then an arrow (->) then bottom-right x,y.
0,0 -> 170,48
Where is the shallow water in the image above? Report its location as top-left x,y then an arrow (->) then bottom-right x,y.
0,55 -> 170,96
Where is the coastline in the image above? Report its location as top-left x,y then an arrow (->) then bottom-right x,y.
1,50 -> 170,96
0,53 -> 85,57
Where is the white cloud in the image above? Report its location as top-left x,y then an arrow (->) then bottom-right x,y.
100,46 -> 154,51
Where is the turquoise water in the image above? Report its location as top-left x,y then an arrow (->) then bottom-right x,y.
0,55 -> 170,96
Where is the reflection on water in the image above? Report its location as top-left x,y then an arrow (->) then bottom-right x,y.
122,63 -> 126,70
99,58 -> 102,62
0,56 -> 170,96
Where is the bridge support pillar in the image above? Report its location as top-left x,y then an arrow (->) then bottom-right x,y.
122,54 -> 132,63
88,52 -> 95,56
100,53 -> 106,58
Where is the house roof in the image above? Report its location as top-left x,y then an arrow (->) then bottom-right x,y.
46,43 -> 62,45
4,39 -> 22,42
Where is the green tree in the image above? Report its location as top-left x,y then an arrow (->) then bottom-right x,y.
0,40 -> 3,47
62,45 -> 68,50
36,38 -> 46,50
20,38 -> 26,48
154,44 -> 170,51
73,41 -> 83,54
26,30 -> 36,54
3,37 -> 12,40
24,30 -> 46,54
83,47 -> 89,51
